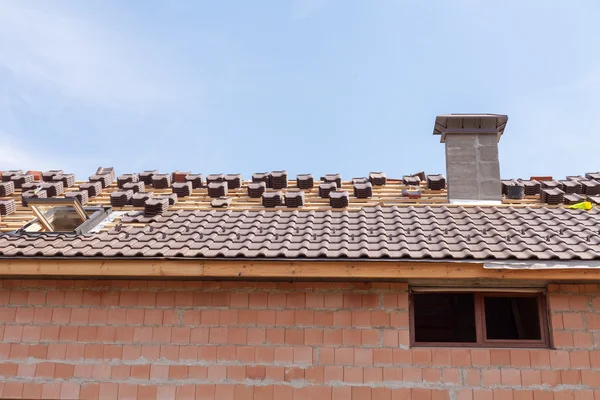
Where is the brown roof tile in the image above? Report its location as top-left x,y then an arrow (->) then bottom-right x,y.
1,205 -> 599,260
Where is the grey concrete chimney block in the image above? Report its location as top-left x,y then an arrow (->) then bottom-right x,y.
433,114 -> 508,203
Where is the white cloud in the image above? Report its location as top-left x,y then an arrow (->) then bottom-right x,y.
0,1 -> 183,110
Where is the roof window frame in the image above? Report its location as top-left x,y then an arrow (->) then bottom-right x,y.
21,198 -> 112,235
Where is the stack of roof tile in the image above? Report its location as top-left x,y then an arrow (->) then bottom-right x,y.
144,197 -> 169,217
247,182 -> 266,198
427,174 -> 446,190
321,174 -> 341,188
21,183 -> 42,192
587,195 -> 600,205
520,180 -> 541,196
22,189 -> 47,206
0,182 -> 15,197
2,170 -> 22,182
252,173 -> 272,188
563,193 -> 586,205
206,174 -> 225,184
369,172 -> 387,186
403,175 -> 421,185
172,182 -> 193,198
110,190 -> 133,207
123,182 -> 145,193
501,180 -> 516,196
52,174 -> 76,188
89,174 -> 113,188
96,167 -> 115,180
285,191 -> 304,208
353,182 -> 373,199
582,180 -> 600,196
262,191 -> 282,208
402,189 -> 422,199
225,174 -> 242,189
271,171 -> 288,190
117,174 -> 139,189
139,170 -> 158,186
541,180 -> 562,190
0,199 -> 16,216
41,182 -> 64,197
296,174 -> 314,189
208,182 -> 228,198
79,182 -> 102,198
585,172 -> 600,181
42,170 -> 62,182
132,192 -> 153,207
319,182 -> 337,199
541,188 -> 565,205
162,193 -> 178,206
151,174 -> 172,189
329,191 -> 349,208
65,190 -> 89,205
172,171 -> 190,183
185,174 -> 204,189
560,180 -> 583,194
211,197 -> 232,208
11,174 -> 34,188
352,177 -> 369,184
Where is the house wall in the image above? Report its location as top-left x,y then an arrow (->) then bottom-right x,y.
0,279 -> 599,399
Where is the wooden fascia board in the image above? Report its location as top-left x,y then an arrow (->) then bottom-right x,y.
0,259 -> 599,281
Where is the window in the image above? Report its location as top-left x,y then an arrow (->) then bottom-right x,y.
410,290 -> 549,348
21,198 -> 111,234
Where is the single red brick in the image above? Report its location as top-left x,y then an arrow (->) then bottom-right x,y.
211,292 -> 230,307
131,364 -> 150,380
304,328 -> 324,345
323,329 -> 343,345
274,347 -> 294,364
521,370 -> 542,387
540,370 -> 561,387
490,349 -> 511,366
111,364 -> 131,380
431,348 -> 452,367
393,348 -> 413,365
570,350 -> 591,368
482,369 -> 502,386
570,296 -> 589,311
413,348 -> 432,366
320,347 -> 335,365
550,350 -> 571,369
22,382 -> 43,399
362,329 -> 380,346
197,346 -> 217,362
581,370 -> 600,388
314,311 -> 334,326
390,311 -> 409,328
403,367 -> 423,382
457,389 -> 473,400
35,362 -> 56,378
160,345 -> 179,361
333,310 -> 352,327
256,310 -> 277,326
561,370 -> 582,385
451,349 -> 471,367
255,347 -> 275,363
169,365 -> 189,380
55,363 -> 75,379
530,350 -> 550,367
294,346 -> 313,364
285,366 -> 305,382
235,346 -> 254,363
554,331 -> 575,348
344,366 -> 363,383
2,382 -> 24,398
285,328 -> 304,345
295,310 -> 314,326
501,368 -> 522,386
423,367 -> 443,384
306,292 -> 325,308
573,331 -> 594,349
275,310 -> 295,326
335,347 -> 354,365
549,295 -> 570,311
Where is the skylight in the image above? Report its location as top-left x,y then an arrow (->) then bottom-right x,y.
23,198 -> 111,234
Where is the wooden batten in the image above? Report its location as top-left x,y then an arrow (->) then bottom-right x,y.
0,259 -> 600,281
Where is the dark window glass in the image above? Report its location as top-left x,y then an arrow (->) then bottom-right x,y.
413,293 -> 476,343
484,296 -> 541,340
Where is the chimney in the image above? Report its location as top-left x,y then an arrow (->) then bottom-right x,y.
433,114 -> 508,204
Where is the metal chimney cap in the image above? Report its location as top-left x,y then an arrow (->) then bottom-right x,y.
433,114 -> 508,142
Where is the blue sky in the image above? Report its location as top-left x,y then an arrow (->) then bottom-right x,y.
1,0 -> 600,181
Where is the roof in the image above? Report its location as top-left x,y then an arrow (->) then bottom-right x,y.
1,206 -> 600,260
1,168 -> 600,262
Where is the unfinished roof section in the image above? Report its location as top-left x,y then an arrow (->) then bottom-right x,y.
433,114 -> 508,143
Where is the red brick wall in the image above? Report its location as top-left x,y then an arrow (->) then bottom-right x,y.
0,279 -> 599,399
